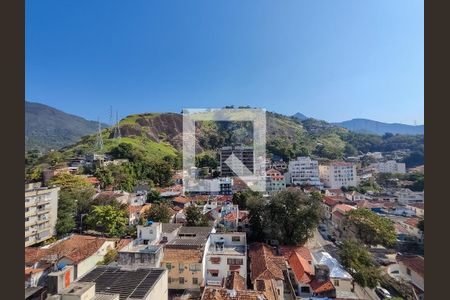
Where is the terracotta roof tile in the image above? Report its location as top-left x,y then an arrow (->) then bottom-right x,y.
26,235 -> 110,265
404,218 -> 420,228
223,271 -> 246,291
288,251 -> 314,284
310,279 -> 335,293
249,243 -> 285,282
162,248 -> 203,263
115,238 -> 133,251
398,255 -> 424,277
279,246 -> 312,261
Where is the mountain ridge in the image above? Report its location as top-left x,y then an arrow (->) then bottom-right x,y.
291,113 -> 423,135
25,101 -> 108,152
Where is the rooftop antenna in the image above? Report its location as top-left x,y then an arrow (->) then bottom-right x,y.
113,110 -> 122,139
95,117 -> 104,150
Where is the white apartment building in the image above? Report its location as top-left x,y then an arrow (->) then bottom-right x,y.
319,162 -> 357,189
204,232 -> 247,287
25,183 -> 60,247
288,157 -> 323,187
395,189 -> 424,205
370,160 -> 406,174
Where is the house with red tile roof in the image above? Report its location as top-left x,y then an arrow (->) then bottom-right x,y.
25,235 -> 117,287
248,243 -> 286,298
388,255 -> 424,298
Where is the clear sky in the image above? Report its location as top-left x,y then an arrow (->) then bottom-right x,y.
26,0 -> 424,125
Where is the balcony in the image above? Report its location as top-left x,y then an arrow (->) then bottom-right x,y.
36,218 -> 49,225
36,208 -> 50,215
25,229 -> 38,238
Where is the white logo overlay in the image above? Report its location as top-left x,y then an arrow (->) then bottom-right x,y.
182,108 -> 266,193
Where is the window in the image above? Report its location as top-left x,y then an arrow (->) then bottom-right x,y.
227,258 -> 243,265
210,257 -> 221,264
407,268 -> 411,276
189,264 -> 201,272
232,236 -> 241,242
300,286 -> 310,293
334,279 -> 339,287
193,277 -> 198,285
166,263 -> 172,270
179,277 -> 185,284
179,263 -> 185,271
210,271 -> 219,277
168,277 -> 172,284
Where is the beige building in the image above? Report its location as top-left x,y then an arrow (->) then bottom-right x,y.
161,248 -> 204,290
319,162 -> 357,189
25,182 -> 60,247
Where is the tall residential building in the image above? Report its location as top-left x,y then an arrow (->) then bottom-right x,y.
25,183 -> 60,247
319,162 -> 357,189
265,169 -> 286,194
288,157 -> 323,187
220,146 -> 254,177
369,160 -> 406,174
204,232 -> 247,287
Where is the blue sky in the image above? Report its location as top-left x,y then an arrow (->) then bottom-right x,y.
26,0 -> 423,125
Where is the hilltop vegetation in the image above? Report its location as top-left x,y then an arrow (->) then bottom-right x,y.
27,109 -> 424,176
25,101 -> 107,152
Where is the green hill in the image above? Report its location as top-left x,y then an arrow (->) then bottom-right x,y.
25,101 -> 108,152
29,109 -> 423,170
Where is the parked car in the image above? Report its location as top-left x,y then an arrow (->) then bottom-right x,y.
375,287 -> 392,299
335,240 -> 343,247
375,257 -> 392,266
327,234 -> 336,243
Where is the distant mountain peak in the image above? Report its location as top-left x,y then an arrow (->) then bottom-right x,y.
292,112 -> 308,121
25,101 -> 108,152
333,118 -> 424,135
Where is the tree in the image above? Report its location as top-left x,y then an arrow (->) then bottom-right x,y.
339,239 -> 381,289
232,190 -> 263,210
185,205 -> 209,226
25,149 -> 41,168
343,208 -> 396,247
48,173 -> 96,236
248,196 -> 266,241
141,203 -> 172,223
146,190 -> 162,203
344,144 -> 358,157
98,248 -> 118,265
195,153 -> 218,169
85,205 -> 128,237
55,191 -> 77,236
265,188 -> 323,245
25,166 -> 43,182
94,166 -> 114,189
46,151 -> 64,167
417,218 -> 424,232
48,173 -> 94,191
109,142 -> 142,161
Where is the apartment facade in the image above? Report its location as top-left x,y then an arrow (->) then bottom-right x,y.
204,233 -> 247,287
288,157 -> 323,187
265,169 -> 286,194
25,183 -> 60,247
370,160 -> 406,174
319,162 -> 357,189
220,146 -> 254,177
395,189 -> 424,205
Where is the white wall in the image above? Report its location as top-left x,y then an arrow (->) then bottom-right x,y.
146,270 -> 168,300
